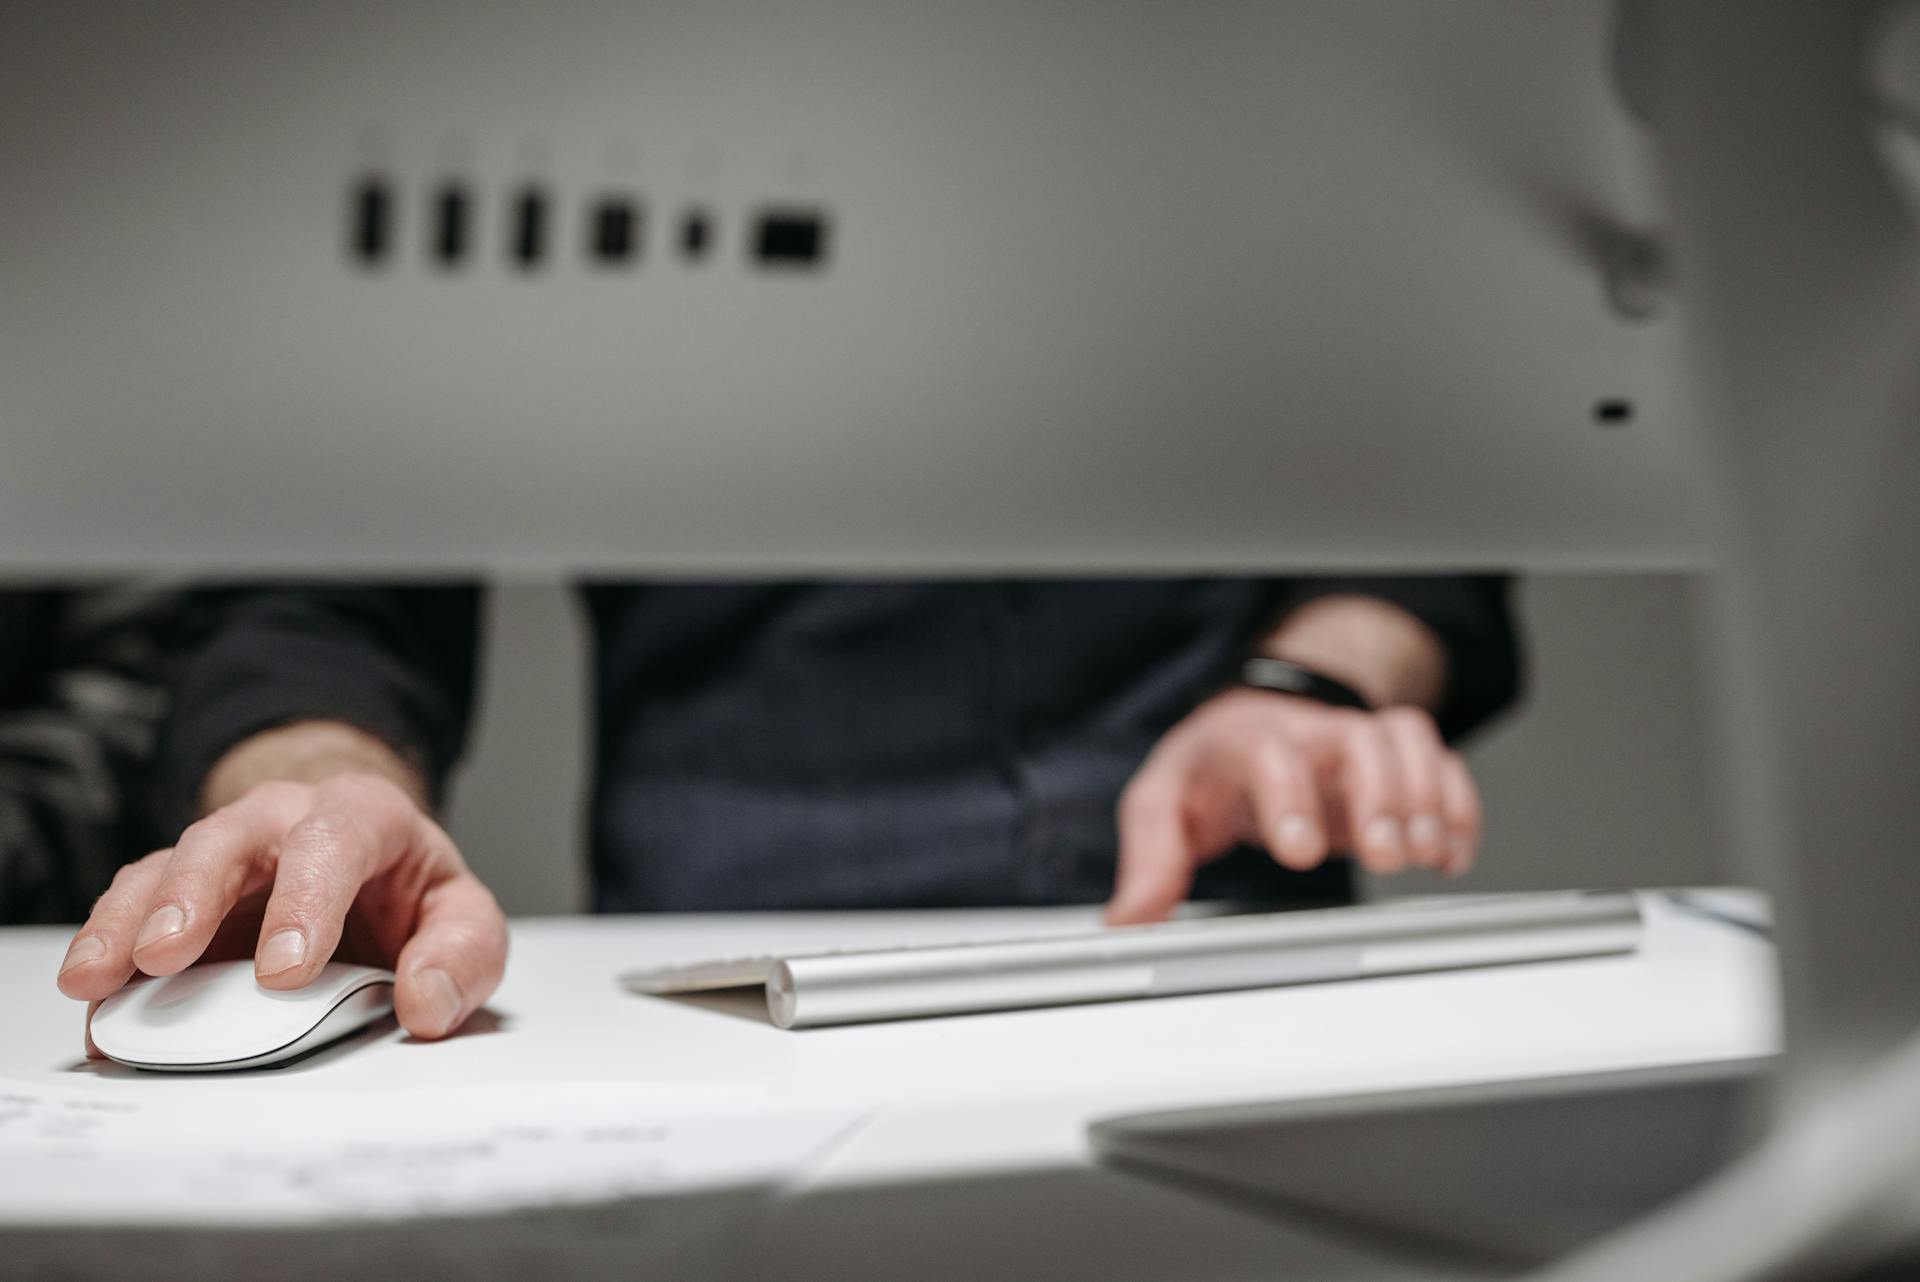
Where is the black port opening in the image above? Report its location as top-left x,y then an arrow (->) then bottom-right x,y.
680,209 -> 714,262
510,186 -> 548,269
752,209 -> 829,269
589,197 -> 641,266
1593,398 -> 1635,426
433,182 -> 472,268
349,177 -> 392,267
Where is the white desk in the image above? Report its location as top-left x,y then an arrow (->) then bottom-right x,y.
0,893 -> 1779,1281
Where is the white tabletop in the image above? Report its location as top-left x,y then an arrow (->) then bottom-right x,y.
0,892 -> 1780,1281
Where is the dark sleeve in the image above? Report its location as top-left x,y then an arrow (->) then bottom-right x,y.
155,584 -> 482,835
1273,574 -> 1524,742
0,585 -> 178,924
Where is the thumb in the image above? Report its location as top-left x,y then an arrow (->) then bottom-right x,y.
392,873 -> 509,1040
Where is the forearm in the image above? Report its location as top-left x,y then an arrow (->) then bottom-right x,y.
200,720 -> 431,816
1256,594 -> 1449,712
159,585 -> 482,831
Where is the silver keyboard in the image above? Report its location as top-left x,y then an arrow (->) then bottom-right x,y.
619,890 -> 1644,1029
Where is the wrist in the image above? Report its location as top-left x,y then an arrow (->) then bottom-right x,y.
200,719 -> 431,816
1237,655 -> 1372,711
1257,595 -> 1448,711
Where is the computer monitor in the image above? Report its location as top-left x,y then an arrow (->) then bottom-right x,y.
4,2 -> 1917,1277
0,0 -> 1700,573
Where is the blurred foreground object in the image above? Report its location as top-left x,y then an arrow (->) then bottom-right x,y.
0,585 -> 176,923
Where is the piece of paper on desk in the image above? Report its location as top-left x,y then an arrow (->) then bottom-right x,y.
0,1077 -> 866,1226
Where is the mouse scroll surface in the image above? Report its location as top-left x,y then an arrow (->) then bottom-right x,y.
90,960 -> 396,1072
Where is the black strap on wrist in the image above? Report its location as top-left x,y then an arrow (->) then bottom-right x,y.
1236,656 -> 1373,712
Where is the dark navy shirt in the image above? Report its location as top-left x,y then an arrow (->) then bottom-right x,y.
160,578 -> 1519,913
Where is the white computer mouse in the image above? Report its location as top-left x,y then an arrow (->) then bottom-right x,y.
89,959 -> 396,1072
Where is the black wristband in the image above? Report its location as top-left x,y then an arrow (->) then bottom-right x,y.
1236,656 -> 1373,712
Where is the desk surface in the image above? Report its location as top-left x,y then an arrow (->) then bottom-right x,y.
0,892 -> 1780,1280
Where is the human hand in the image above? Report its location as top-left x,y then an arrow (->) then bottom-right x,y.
1105,690 -> 1481,925
55,772 -> 508,1044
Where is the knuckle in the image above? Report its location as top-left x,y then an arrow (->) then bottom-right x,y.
415,809 -> 457,850
1249,739 -> 1304,789
471,907 -> 510,956
248,779 -> 311,810
286,807 -> 365,862
1381,706 -> 1437,739
1253,724 -> 1299,757
350,771 -> 412,810
109,855 -> 158,892
321,773 -> 421,837
464,875 -> 506,917
96,866 -> 152,914
177,810 -> 240,853
439,922 -> 497,959
1344,716 -> 1384,751
314,771 -> 374,805
313,769 -> 372,802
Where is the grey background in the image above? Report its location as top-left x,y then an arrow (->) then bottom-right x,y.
445,573 -> 1725,915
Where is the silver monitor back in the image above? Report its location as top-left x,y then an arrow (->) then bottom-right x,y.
0,0 -> 1698,573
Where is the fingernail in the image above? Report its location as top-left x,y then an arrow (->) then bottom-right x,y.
1276,815 -> 1316,858
415,967 -> 464,1036
257,929 -> 307,977
59,935 -> 105,975
1364,817 -> 1403,852
133,905 -> 185,953
1409,815 -> 1443,848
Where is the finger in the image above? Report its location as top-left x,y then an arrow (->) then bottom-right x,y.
130,784 -> 310,977
254,775 -> 419,988
1341,718 -> 1408,873
57,851 -> 169,1001
1437,750 -> 1483,877
393,870 -> 510,1040
1243,736 -> 1329,871
84,999 -> 104,1059
1381,709 -> 1447,870
1106,774 -> 1197,926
